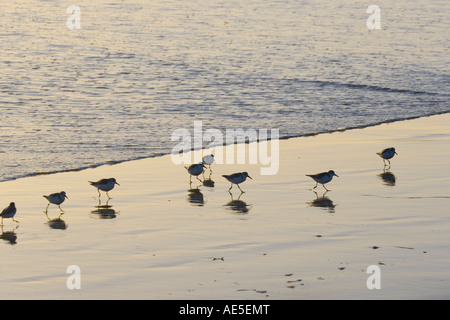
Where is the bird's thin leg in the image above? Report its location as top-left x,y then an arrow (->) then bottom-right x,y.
13,218 -> 19,223
107,191 -> 111,200
98,189 -> 101,199
1,217 -> 3,226
196,176 -> 202,183
313,182 -> 318,189
45,203 -> 50,213
228,183 -> 233,191
238,184 -> 244,193
322,184 -> 330,191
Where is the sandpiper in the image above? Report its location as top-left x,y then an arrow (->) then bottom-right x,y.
43,191 -> 68,212
202,154 -> 215,171
222,172 -> 252,192
0,202 -> 18,225
89,178 -> 120,199
306,170 -> 339,191
377,147 -> 397,166
185,163 -> 205,183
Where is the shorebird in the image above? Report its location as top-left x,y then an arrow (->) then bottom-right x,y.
0,202 -> 18,225
89,178 -> 120,199
202,154 -> 215,171
43,191 -> 68,212
306,170 -> 339,191
185,163 -> 205,183
377,147 -> 397,167
222,172 -> 252,192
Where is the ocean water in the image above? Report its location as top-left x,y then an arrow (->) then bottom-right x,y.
0,0 -> 448,182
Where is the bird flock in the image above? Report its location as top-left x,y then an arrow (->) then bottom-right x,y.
1,148 -> 397,226
186,147 -> 397,193
1,178 -> 120,226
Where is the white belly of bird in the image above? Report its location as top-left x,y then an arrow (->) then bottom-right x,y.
382,150 -> 395,159
188,166 -> 203,176
315,175 -> 332,184
229,176 -> 246,184
47,194 -> 64,204
96,182 -> 115,191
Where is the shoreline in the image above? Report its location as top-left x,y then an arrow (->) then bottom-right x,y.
2,111 -> 449,184
0,112 -> 449,299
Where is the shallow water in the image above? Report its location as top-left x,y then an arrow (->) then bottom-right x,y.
1,0 -> 449,181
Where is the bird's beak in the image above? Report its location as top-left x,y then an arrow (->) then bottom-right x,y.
395,152 -> 398,155
115,182 -> 120,185
65,195 -> 69,199
248,175 -> 253,179
334,173 -> 339,177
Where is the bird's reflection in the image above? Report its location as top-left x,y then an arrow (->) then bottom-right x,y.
308,191 -> 336,213
378,170 -> 396,186
45,212 -> 68,230
187,187 -> 205,206
224,191 -> 251,214
91,204 -> 117,219
0,225 -> 18,245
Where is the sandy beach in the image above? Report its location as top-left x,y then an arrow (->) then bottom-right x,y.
1,113 -> 449,300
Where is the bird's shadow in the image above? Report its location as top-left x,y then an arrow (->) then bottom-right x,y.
224,191 -> 251,214
378,169 -> 396,186
0,225 -> 18,245
308,191 -> 336,214
202,171 -> 215,188
45,212 -> 68,230
91,200 -> 118,219
202,178 -> 215,188
187,186 -> 205,206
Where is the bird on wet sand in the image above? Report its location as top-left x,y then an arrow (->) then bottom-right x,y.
1,202 -> 18,225
89,178 -> 120,199
222,172 -> 252,193
306,170 -> 339,191
43,191 -> 68,212
185,163 -> 206,183
377,147 -> 397,167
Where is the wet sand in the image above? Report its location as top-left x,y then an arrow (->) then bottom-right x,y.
0,113 -> 449,299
